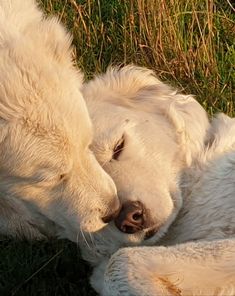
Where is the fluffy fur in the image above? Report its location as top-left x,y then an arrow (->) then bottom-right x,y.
82,66 -> 235,295
0,0 -> 119,241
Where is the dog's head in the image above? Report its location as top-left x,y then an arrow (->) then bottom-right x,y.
0,1 -> 119,241
82,66 -> 209,263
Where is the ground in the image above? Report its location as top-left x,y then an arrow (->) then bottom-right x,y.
0,0 -> 234,295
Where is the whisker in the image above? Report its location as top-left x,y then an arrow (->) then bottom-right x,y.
88,231 -> 96,249
80,228 -> 92,250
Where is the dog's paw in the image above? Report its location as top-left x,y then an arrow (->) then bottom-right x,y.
90,249 -> 136,296
91,254 -> 135,295
97,248 -> 160,296
103,249 -> 131,296
96,247 -> 183,296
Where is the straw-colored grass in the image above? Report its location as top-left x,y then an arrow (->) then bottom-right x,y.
42,0 -> 234,116
0,1 -> 234,295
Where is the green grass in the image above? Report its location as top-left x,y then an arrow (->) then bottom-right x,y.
1,0 -> 234,295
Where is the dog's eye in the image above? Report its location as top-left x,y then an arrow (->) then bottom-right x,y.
112,136 -> 125,160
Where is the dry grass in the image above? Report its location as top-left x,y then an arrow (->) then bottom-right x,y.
0,0 -> 234,295
42,0 -> 234,115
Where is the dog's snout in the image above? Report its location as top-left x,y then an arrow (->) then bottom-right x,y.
114,201 -> 146,234
102,199 -> 121,223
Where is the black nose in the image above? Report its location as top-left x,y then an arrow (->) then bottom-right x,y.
114,201 -> 145,234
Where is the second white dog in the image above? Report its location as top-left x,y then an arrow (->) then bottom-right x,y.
82,66 -> 235,295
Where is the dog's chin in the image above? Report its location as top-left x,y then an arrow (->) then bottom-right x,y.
80,224 -> 164,265
142,218 -> 177,245
109,221 -> 171,247
144,225 -> 159,240
106,222 -> 162,245
123,225 -> 163,245
115,219 -> 165,243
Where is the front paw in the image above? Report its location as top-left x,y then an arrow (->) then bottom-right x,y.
103,249 -> 131,296
91,249 -> 133,296
100,248 -> 149,296
96,247 -> 180,296
90,248 -> 133,296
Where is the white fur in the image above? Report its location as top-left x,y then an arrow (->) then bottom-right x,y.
0,0 -> 119,241
82,66 -> 235,295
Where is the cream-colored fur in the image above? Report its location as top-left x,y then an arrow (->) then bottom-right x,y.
82,66 -> 235,295
0,0 -> 119,241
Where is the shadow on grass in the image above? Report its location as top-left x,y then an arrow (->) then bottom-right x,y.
0,238 -> 97,296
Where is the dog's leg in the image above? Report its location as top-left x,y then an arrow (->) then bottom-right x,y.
98,239 -> 235,296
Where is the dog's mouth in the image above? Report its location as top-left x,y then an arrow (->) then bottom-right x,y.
102,205 -> 121,224
144,225 -> 159,240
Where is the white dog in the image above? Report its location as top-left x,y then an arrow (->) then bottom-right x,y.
0,0 -> 120,242
82,66 -> 235,295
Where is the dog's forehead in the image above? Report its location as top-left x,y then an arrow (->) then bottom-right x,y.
90,101 -> 131,126
89,100 -> 161,136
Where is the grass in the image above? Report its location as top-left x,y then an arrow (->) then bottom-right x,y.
0,239 -> 96,296
0,0 -> 234,295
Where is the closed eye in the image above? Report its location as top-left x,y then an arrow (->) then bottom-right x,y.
112,136 -> 125,160
58,173 -> 67,182
33,170 -> 68,185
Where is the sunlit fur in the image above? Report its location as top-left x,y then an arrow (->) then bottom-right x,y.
82,65 -> 209,262
83,66 -> 235,295
0,0 -> 119,241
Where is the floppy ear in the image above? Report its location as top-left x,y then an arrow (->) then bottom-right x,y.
134,84 -> 210,165
83,65 -> 209,165
162,92 -> 209,165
